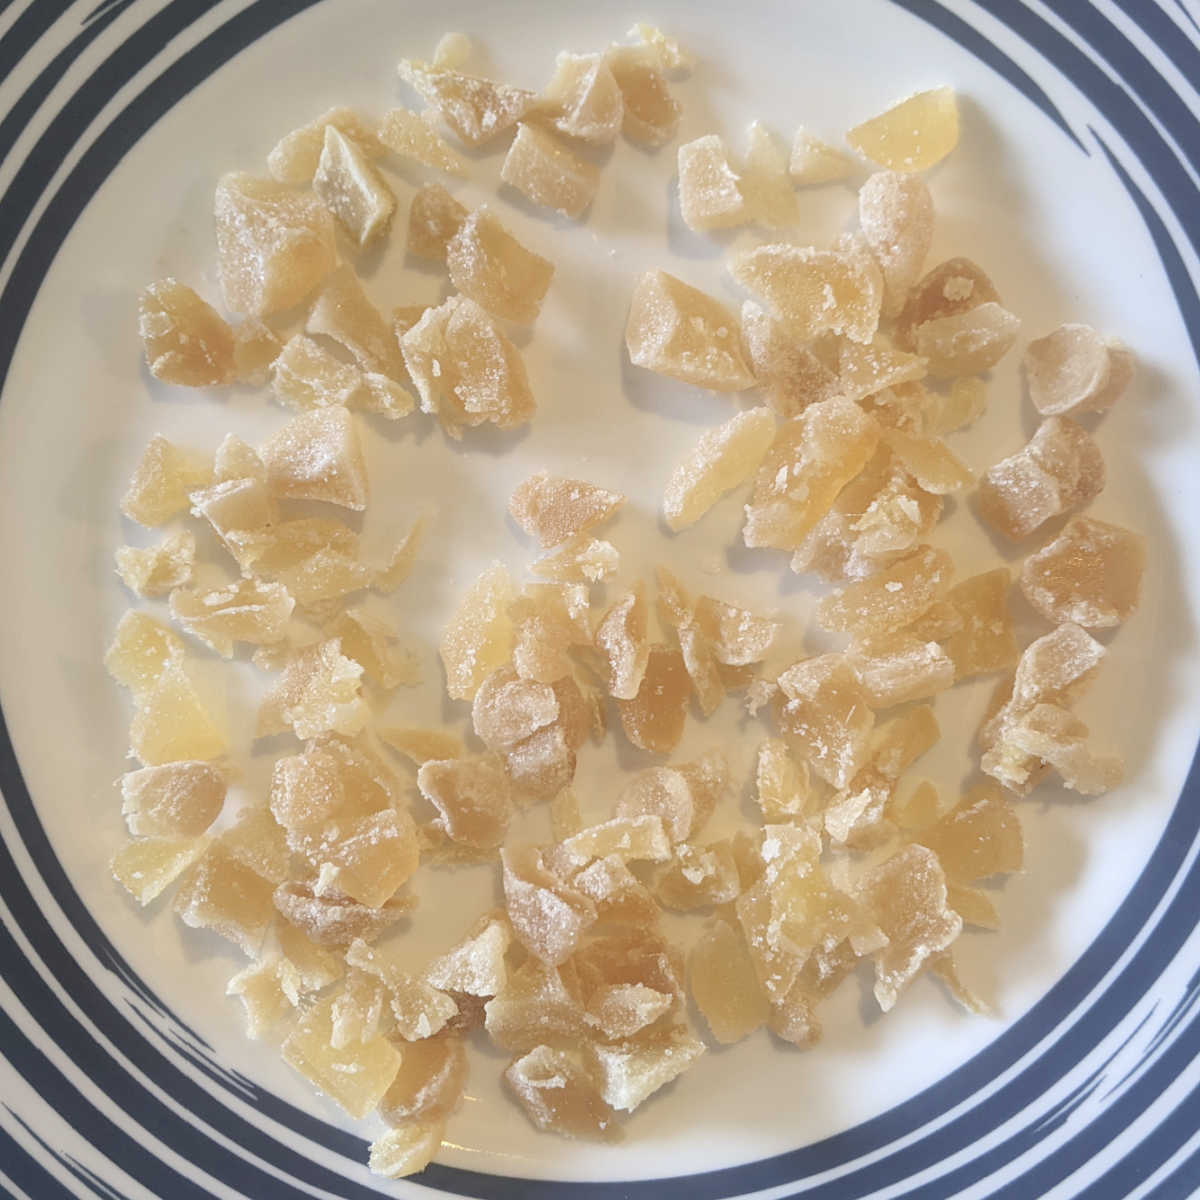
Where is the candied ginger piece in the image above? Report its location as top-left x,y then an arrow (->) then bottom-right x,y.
438,562 -> 514,701
741,302 -> 842,417
121,761 -> 225,838
218,806 -> 289,885
533,536 -> 619,584
614,766 -> 701,844
504,722 -> 578,803
232,320 -> 282,384
756,738 -> 813,820
586,1024 -> 704,1112
447,208 -> 555,324
694,596 -> 779,665
871,704 -> 940,780
894,257 -> 1000,351
378,107 -> 469,175
426,912 -> 511,997
618,644 -> 690,754
282,993 -> 401,1119
115,530 -> 195,598
368,1121 -> 444,1178
502,123 -> 600,218
261,406 -> 368,511
857,843 -> 961,1011
1020,516 -> 1144,629
227,956 -> 298,1037
594,585 -> 649,700
789,126 -> 853,185
329,967 -> 393,1048
605,45 -> 681,148
818,544 -> 954,637
730,242 -> 882,345
105,610 -> 184,694
541,52 -> 624,145
174,843 -> 275,955
1004,703 -> 1124,795
214,172 -> 336,317
256,638 -> 367,740
628,23 -> 692,72
330,608 -> 419,690
111,836 -> 207,905
626,270 -> 754,392
676,134 -> 748,233
418,756 -> 512,850
915,302 -> 1020,377
398,59 -> 535,147
664,407 -> 775,531
344,940 -> 458,1041
320,809 -> 419,907
380,726 -> 465,765
121,435 -> 213,527
1024,324 -> 1133,417
169,579 -> 293,657
584,982 -> 673,1040
656,840 -> 740,910
548,815 -> 672,876
505,1045 -> 619,1139
835,339 -> 928,404
473,667 -> 559,751
1011,622 -> 1107,710
848,86 -> 958,172
277,920 -> 345,991
268,107 -> 382,184
926,375 -> 988,435
741,122 -> 799,230
690,919 -> 769,1043
916,783 -> 1023,884
373,514 -> 426,593
274,880 -> 413,946
313,125 -> 395,249
572,855 -> 659,925
484,957 -> 587,1051
858,171 -> 933,315
942,568 -> 1018,679
881,427 -> 972,494
777,654 -> 875,789
978,417 -> 1105,541
379,1034 -> 468,1124
407,182 -> 468,261
502,845 -> 596,965
509,472 -> 624,549
306,265 -> 408,381
130,661 -> 227,766
850,632 -> 954,708
138,279 -> 235,387
655,569 -> 723,714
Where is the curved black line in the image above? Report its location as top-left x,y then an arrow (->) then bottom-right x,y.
1144,1131 -> 1200,1199
0,0 -> 73,100
0,1114 -> 79,1200
9,1108 -> 132,1200
1117,0 -> 1200,94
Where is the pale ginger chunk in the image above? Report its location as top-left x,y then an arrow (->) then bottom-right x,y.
848,86 -> 959,172
777,654 -> 876,790
614,765 -> 703,844
606,45 -> 680,147
138,279 -> 235,387
121,761 -> 226,838
378,107 -> 469,175
532,536 -> 619,584
850,632 -> 955,708
584,982 -> 673,1040
741,122 -> 800,229
227,956 -> 298,1037
502,122 -> 600,218
484,958 -> 588,1052
111,836 -> 207,905
169,579 -> 294,657
741,302 -> 842,417
943,568 -> 1018,679
214,172 -> 336,317
882,427 -> 972,494
407,182 -> 467,260
473,667 -> 559,751
174,843 -> 275,955
282,993 -> 401,1119
858,171 -> 933,315
269,740 -> 386,847
373,515 -> 426,593
628,23 -> 692,72
817,544 -> 954,637
730,242 -> 882,344
626,270 -> 754,392
380,726 -> 465,765
509,472 -> 625,548
789,126 -> 853,184
677,134 -> 747,232
1024,324 -> 1133,416
916,302 -> 1021,377
261,406 -> 368,511
926,376 -> 988,436
115,530 -> 195,597
130,661 -> 227,766
277,921 -> 345,991
586,1024 -> 704,1112
1003,703 -> 1124,795
219,806 -> 290,885
894,257 -> 1001,351
322,809 -> 420,907
418,756 -> 512,850
402,296 -> 535,437
872,704 -> 940,779
690,919 -> 769,1043
268,107 -> 382,184
835,340 -> 928,404
121,435 -> 213,527
502,845 -> 596,965
917,783 -> 1023,884
344,939 -> 458,1040
506,1046 -> 619,1139
313,125 -> 395,249
694,596 -> 779,665
857,843 -> 961,1011
656,567 -> 724,712
379,1035 -> 468,1124
656,840 -> 740,910
398,59 -> 535,147
329,968 -> 393,1048
504,724 -> 577,803
274,880 -> 413,946
979,417 -> 1105,541
449,208 -> 554,325
264,542 -> 371,617
542,52 -> 624,145
618,645 -> 690,754
256,638 -> 368,740
1020,516 -> 1144,629
756,738 -> 814,820
664,407 -> 775,530
426,913 -> 511,997
330,608 -> 419,690
594,585 -> 649,700
439,562 -> 514,701
548,815 -> 672,875
572,855 -> 659,925
511,583 -> 590,683
368,1121 -> 445,1178
306,264 -> 409,381
105,610 -> 185,694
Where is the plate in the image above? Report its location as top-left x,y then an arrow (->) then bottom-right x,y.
1,1 -> 1199,1196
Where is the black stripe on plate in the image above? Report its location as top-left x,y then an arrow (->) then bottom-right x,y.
0,0 -> 74,95
0,1112 -> 79,1200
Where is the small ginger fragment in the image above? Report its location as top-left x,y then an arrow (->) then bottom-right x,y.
111,836 -> 208,905
594,585 -> 649,700
227,956 -> 299,1037
618,645 -> 690,754
268,107 -> 382,184
689,918 -> 769,1043
677,134 -> 748,232
741,302 -> 842,417
173,842 -> 276,956
330,607 -> 419,690
606,45 -> 680,148
756,738 -> 813,820
858,171 -> 933,314
379,1035 -> 468,1125
169,579 -> 294,657
502,122 -> 600,218
1024,324 -> 1133,417
484,957 -> 587,1051
789,126 -> 853,185
105,610 -> 185,694
274,880 -> 413,946
942,568 -> 1018,679
115,530 -> 195,597
398,59 -> 535,147
261,406 -> 368,511
818,544 -> 954,637
740,122 -> 799,229
532,536 -> 619,584
893,257 -> 1001,351
446,208 -> 555,325
916,783 -> 1023,884
849,632 -> 954,708
270,335 -> 361,413
501,845 -> 596,965
439,562 -> 515,701
306,265 -> 409,381
656,840 -> 740,910
847,86 -> 959,172
418,756 -> 513,850
407,182 -> 468,260
473,667 -> 559,751
129,660 -> 228,766
915,301 -> 1021,378
509,472 -> 625,548
313,125 -> 395,248
368,1121 -> 445,1178
505,1045 -> 619,1139
121,435 -> 213,527
232,320 -> 282,385
586,1024 -> 704,1113
541,51 -> 624,145
1019,516 -> 1145,629
614,765 -> 703,845
138,279 -> 235,387
378,107 -> 469,175
380,727 -> 465,765
256,638 -> 368,740
881,427 -> 973,494
121,761 -> 225,839
626,270 -> 755,392
425,912 -> 511,997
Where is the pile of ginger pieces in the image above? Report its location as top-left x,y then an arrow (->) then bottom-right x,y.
104,24 -> 1148,1180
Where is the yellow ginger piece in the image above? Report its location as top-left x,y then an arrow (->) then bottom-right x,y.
121,435 -> 213,527
268,107 -> 383,184
847,86 -> 959,172
398,59 -> 535,147
313,125 -> 395,249
541,51 -> 624,145
439,562 -> 515,701
378,107 -> 469,175
115,530 -> 195,597
138,279 -> 235,386
256,638 -> 368,740
501,122 -> 600,218
261,406 -> 368,511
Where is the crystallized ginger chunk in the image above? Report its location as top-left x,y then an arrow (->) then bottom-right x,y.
542,52 -> 624,145
741,302 -> 842,417
261,406 -> 368,511
1020,516 -> 1144,629
484,957 -> 587,1052
169,579 -> 293,657
689,918 -> 769,1043
915,302 -> 1020,378
274,880 -> 413,946
505,1045 -> 619,1139
893,257 -> 1001,351
105,610 -> 185,694
378,107 -> 469,175
858,171 -> 933,314
817,544 -> 954,638
881,427 -> 973,494
502,123 -> 600,218
594,585 -> 649,700
439,562 -> 515,701
379,726 -> 465,765
473,667 -> 559,751
174,842 -> 276,955
322,809 -> 420,908
618,645 -> 690,754
138,279 -> 235,387
407,183 -> 467,260
509,472 -> 625,548
756,738 -> 814,820
447,207 -> 554,325
398,59 -> 535,147
606,45 -> 681,148
626,270 -> 755,392
740,122 -> 799,230
368,1121 -> 445,1178
256,638 -> 368,740
115,530 -> 195,597
121,761 -> 225,838
313,126 -> 395,249
227,956 -> 298,1037
788,125 -> 852,185
418,756 -> 513,850
121,435 -> 214,527
111,836 -> 208,905
379,1034 -> 468,1124
306,265 -> 408,381
501,845 -> 597,965
268,107 -> 383,184
656,840 -> 740,910
548,815 -> 672,875
130,660 -> 228,766
1024,324 -> 1133,417
916,783 -> 1023,884
677,134 -> 747,233
849,632 -> 954,708
426,912 -> 511,997
532,536 -> 619,584
585,1023 -> 704,1112
330,607 -> 419,690
847,86 -> 959,172
942,568 -> 1018,679
615,765 -> 703,845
